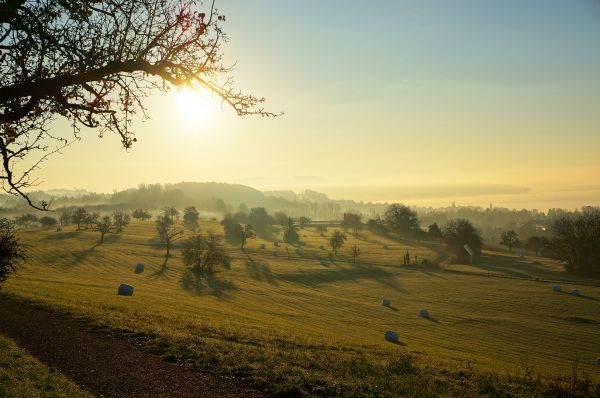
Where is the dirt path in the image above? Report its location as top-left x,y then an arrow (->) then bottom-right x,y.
0,294 -> 263,398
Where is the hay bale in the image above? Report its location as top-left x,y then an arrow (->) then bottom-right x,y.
553,284 -> 561,292
570,289 -> 580,297
260,244 -> 266,250
117,284 -> 134,296
419,308 -> 429,318
223,258 -> 230,267
381,298 -> 391,307
320,259 -> 327,266
384,330 -> 399,343
134,263 -> 144,274
319,245 -> 325,250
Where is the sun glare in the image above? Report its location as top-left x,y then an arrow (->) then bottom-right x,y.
172,87 -> 214,127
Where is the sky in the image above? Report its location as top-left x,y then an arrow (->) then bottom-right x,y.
29,0 -> 600,210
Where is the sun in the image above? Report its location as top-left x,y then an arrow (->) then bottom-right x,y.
172,87 -> 215,127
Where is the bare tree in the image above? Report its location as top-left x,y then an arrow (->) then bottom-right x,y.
112,210 -> 131,232
351,244 -> 361,265
329,230 -> 347,255
156,207 -> 183,259
0,1 -> 277,210
239,223 -> 255,250
93,215 -> 113,243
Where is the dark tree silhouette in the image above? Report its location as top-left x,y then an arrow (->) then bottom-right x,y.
0,1 -> 276,209
382,204 -> 420,238
329,230 -> 347,255
112,211 -> 130,232
183,206 -> 200,230
443,219 -> 483,262
283,217 -> 299,244
351,244 -> 361,265
341,212 -> 362,237
71,207 -> 88,230
499,230 -> 521,253
0,217 -> 27,287
156,207 -> 183,259
39,215 -> 57,228
93,215 -> 113,243
132,208 -> 152,221
427,222 -> 443,242
239,224 -> 255,250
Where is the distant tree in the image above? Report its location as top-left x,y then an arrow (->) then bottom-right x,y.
239,224 -> 255,250
39,216 -> 57,229
329,230 -> 347,255
15,213 -> 38,228
112,211 -> 131,233
0,218 -> 27,286
85,212 -> 100,229
351,244 -> 361,265
183,206 -> 200,230
297,216 -> 312,228
214,198 -> 228,214
383,204 -> 420,238
283,217 -> 299,243
443,219 -> 483,262
71,207 -> 88,230
316,225 -> 328,236
525,236 -> 549,257
238,203 -> 249,214
500,230 -> 521,253
181,232 -> 229,274
551,208 -> 600,276
248,207 -> 272,231
427,223 -> 443,242
273,211 -> 288,226
132,209 -> 152,221
221,213 -> 240,239
59,210 -> 72,226
93,216 -> 113,243
156,207 -> 184,258
367,217 -> 387,235
342,212 -> 363,237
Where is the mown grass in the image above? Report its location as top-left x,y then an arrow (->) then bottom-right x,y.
0,333 -> 91,398
4,221 -> 600,397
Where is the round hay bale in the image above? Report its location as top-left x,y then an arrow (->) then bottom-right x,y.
260,244 -> 266,250
384,330 -> 399,343
117,284 -> 134,296
319,259 -> 327,266
419,308 -> 429,318
570,289 -> 580,297
381,298 -> 391,307
552,284 -> 561,292
223,258 -> 230,267
134,263 -> 144,274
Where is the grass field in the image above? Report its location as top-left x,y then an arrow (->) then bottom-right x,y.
4,220 -> 600,396
0,333 -> 90,398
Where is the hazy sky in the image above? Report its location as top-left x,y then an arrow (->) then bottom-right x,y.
31,0 -> 600,209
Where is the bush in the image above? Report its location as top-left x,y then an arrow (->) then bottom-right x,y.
0,218 -> 27,286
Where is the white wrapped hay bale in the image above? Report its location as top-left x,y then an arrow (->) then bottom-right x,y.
134,263 -> 144,274
552,284 -> 561,292
570,289 -> 580,297
384,330 -> 399,343
381,298 -> 391,307
419,309 -> 429,318
117,284 -> 134,296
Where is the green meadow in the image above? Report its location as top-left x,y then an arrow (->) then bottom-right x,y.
4,221 -> 600,397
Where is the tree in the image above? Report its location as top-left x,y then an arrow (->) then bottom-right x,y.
183,206 -> 200,230
59,210 -> 71,226
71,207 -> 88,230
156,207 -> 183,258
85,212 -> 99,229
367,217 -> 387,235
297,216 -> 312,228
181,232 -> 228,274
0,1 -> 275,210
525,236 -> 548,256
273,211 -> 288,226
248,207 -> 272,232
329,230 -> 347,255
39,216 -> 57,229
221,213 -> 240,239
93,215 -> 113,243
551,208 -> 600,276
239,224 -> 255,250
383,204 -> 420,238
427,223 -> 443,242
443,219 -> 483,262
283,217 -> 299,244
351,244 -> 361,265
132,208 -> 152,221
14,213 -> 38,228
0,218 -> 27,286
342,212 -> 363,237
112,211 -> 131,232
500,230 -> 521,253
